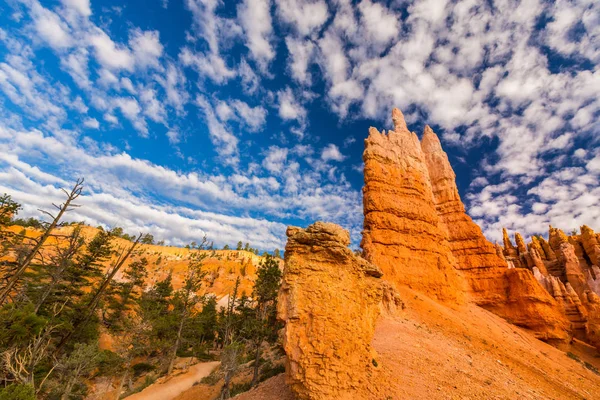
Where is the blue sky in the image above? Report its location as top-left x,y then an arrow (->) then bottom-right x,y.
0,0 -> 598,251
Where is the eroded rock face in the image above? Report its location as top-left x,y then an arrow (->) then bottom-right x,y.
361,109 -> 466,304
278,222 -> 385,400
419,124 -> 569,342
502,225 -> 600,350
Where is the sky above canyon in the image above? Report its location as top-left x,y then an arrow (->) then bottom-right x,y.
0,0 -> 598,250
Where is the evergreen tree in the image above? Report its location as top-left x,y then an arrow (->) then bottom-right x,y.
105,258 -> 148,332
242,254 -> 282,386
166,253 -> 207,375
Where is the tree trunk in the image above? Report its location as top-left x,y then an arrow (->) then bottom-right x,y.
221,372 -> 231,400
167,309 -> 186,376
251,341 -> 261,387
115,369 -> 128,400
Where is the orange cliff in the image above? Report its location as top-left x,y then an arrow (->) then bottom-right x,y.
420,123 -> 569,342
361,108 -> 466,305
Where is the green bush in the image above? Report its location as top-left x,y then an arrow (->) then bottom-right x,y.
230,381 -> 252,396
259,363 -> 285,383
0,384 -> 35,400
199,368 -> 221,385
132,362 -> 156,377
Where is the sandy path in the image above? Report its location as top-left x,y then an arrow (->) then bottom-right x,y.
125,361 -> 220,400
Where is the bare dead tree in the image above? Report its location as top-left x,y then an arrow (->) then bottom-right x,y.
0,179 -> 84,305
1,321 -> 61,387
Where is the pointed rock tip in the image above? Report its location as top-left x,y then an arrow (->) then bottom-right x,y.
421,125 -> 442,152
368,126 -> 381,137
391,108 -> 408,132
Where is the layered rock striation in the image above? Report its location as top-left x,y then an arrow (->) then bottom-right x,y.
278,222 -> 386,400
361,109 -> 466,304
362,109 -> 569,342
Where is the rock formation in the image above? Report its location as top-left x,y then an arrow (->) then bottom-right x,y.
278,222 -> 386,400
361,109 -> 466,304
418,123 -> 569,342
501,225 -> 600,350
277,109 -> 600,400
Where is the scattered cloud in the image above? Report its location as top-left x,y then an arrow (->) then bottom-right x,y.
321,143 -> 345,162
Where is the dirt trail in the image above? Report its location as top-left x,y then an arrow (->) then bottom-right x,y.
125,361 -> 220,400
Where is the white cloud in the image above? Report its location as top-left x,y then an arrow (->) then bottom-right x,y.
238,0 -> 275,72
89,28 -> 135,71
129,29 -> 163,69
139,87 -> 166,123
321,143 -> 345,162
195,96 -> 240,164
263,146 -> 288,173
0,123 -> 363,247
285,37 -> 314,84
276,0 -> 329,36
183,0 -> 242,83
103,113 -> 118,125
113,97 -> 147,135
156,63 -> 188,115
83,117 -> 99,129
277,87 -> 306,122
31,4 -> 73,50
166,130 -> 180,145
358,0 -> 399,46
179,47 -> 235,84
231,100 -> 267,131
239,58 -> 260,94
61,0 -> 92,17
62,48 -> 90,88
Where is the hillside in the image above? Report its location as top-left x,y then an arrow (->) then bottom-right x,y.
3,224 -> 269,301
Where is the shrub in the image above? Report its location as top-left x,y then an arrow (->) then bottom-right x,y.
230,381 -> 252,396
132,362 -> 156,377
259,363 -> 285,383
199,368 -> 221,385
0,384 -> 35,400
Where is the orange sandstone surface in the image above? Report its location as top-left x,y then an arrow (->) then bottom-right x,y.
361,109 -> 466,305
264,108 -> 600,400
277,222 -> 389,400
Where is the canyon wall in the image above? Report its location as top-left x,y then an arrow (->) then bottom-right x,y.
277,109 -> 599,398
419,123 -> 569,342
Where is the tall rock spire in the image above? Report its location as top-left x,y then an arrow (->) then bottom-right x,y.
391,107 -> 408,133
418,125 -> 568,343
362,109 -> 466,304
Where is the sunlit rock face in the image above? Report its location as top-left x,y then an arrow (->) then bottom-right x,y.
504,224 -> 600,350
360,109 -> 568,342
277,222 -> 386,400
361,108 -> 467,305
419,124 -> 569,343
